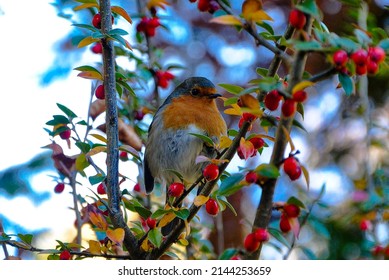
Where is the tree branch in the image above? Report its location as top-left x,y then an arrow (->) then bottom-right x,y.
100,0 -> 139,259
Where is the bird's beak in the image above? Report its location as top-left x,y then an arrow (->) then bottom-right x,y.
208,93 -> 222,99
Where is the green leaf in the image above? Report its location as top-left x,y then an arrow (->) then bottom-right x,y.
257,21 -> 274,35
88,173 -> 105,185
75,142 -> 91,154
224,97 -> 239,106
75,0 -> 98,4
218,196 -> 237,216
117,79 -> 136,96
287,196 -> 306,209
17,234 -> 33,245
109,34 -> 132,49
189,133 -> 215,147
338,72 -> 354,96
0,233 -> 11,242
75,153 -> 90,172
164,169 -> 184,182
298,246 -> 317,260
46,115 -> 70,126
255,163 -> 280,179
218,248 -> 238,260
218,83 -> 244,95
74,65 -> 101,74
151,209 -> 171,219
134,206 -> 152,219
77,120 -> 88,126
72,23 -> 99,32
217,174 -> 245,196
354,29 -> 371,46
378,38 -> 389,51
268,227 -> 291,248
148,228 -> 163,248
109,28 -> 129,36
296,0 -> 321,20
256,67 -> 269,77
57,103 -> 77,119
293,40 -> 322,51
174,208 -> 190,220
292,119 -> 308,132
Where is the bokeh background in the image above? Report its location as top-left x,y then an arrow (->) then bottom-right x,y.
0,0 -> 388,259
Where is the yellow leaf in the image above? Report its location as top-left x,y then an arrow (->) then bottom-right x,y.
224,103 -> 242,116
87,146 -> 107,157
251,10 -> 273,23
77,36 -> 100,48
159,212 -> 176,228
301,164 -> 310,190
219,135 -> 233,149
141,238 -> 150,251
89,212 -> 108,230
146,0 -> 170,10
106,228 -> 125,245
184,220 -> 191,236
77,71 -> 103,80
111,6 -> 132,24
194,195 -> 209,207
73,3 -> 99,11
90,133 -> 108,143
255,133 -> 275,142
178,238 -> 189,246
292,81 -> 315,94
239,94 -> 260,109
242,0 -> 262,20
210,15 -> 242,26
281,125 -> 295,152
88,240 -> 101,254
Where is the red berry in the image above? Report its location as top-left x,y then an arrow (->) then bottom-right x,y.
146,217 -> 157,229
351,49 -> 368,66
254,228 -> 269,242
242,112 -> 257,122
237,146 -> 245,160
284,204 -> 300,218
189,0 -> 197,2
91,42 -> 103,54
208,1 -> 220,13
333,50 -> 348,67
119,151 -> 128,161
156,71 -> 174,88
133,183 -> 141,192
368,46 -> 386,63
203,164 -> 219,181
97,183 -> 106,195
372,245 -> 384,256
384,246 -> 389,257
359,219 -> 371,231
367,60 -> 379,75
245,171 -> 258,184
134,110 -> 145,121
198,0 -> 210,12
283,156 -> 302,181
95,85 -> 105,100
289,9 -> 306,30
356,64 -> 367,75
249,136 -> 265,149
59,250 -> 71,260
281,99 -> 297,117
230,255 -> 241,260
205,198 -> 219,216
238,117 -> 252,131
244,233 -> 260,252
292,90 -> 307,103
264,90 -> 282,111
59,129 -> 71,140
280,214 -> 291,233
92,13 -> 102,29
54,183 -> 65,194
168,182 -> 185,197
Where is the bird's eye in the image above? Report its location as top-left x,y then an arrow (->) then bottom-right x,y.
191,88 -> 200,96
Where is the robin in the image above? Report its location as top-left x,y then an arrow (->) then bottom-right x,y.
144,77 -> 227,198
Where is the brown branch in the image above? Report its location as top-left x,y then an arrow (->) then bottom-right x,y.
247,15 -> 314,260
100,0 -> 139,259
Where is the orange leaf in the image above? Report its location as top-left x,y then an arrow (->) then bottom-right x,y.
146,0 -> 170,10
77,36 -> 100,48
159,212 -> 176,228
239,94 -> 260,109
106,228 -> 125,246
242,0 -> 272,23
89,212 -> 108,230
87,146 -> 107,157
301,164 -> 310,190
111,6 -> 132,24
194,195 -> 209,207
88,240 -> 101,254
292,81 -> 315,94
224,103 -> 242,116
77,71 -> 103,80
210,15 -> 242,26
239,137 -> 255,159
74,3 -> 99,11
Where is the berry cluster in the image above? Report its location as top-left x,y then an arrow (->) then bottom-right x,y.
244,228 -> 269,252
333,46 -> 386,75
189,0 -> 220,14
155,70 -> 175,88
279,203 -> 300,233
264,89 -> 307,118
136,17 -> 161,37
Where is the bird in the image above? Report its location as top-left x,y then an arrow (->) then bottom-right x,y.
144,77 -> 227,198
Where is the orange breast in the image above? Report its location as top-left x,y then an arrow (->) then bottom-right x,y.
162,95 -> 227,137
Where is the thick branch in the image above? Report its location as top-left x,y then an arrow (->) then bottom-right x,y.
100,0 -> 139,259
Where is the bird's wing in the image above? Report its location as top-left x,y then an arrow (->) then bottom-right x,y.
144,156 -> 155,193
